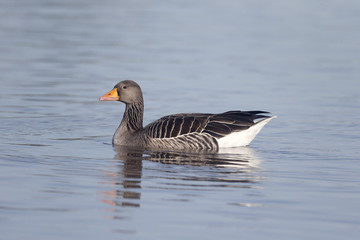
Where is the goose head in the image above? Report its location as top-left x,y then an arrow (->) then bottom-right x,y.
99,80 -> 143,104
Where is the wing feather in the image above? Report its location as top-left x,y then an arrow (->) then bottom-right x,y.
144,111 -> 270,140
144,115 -> 208,139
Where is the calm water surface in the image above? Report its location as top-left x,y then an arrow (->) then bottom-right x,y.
1,0 -> 359,239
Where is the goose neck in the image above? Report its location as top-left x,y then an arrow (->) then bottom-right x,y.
122,102 -> 144,131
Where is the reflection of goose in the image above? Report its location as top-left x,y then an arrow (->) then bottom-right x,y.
101,147 -> 143,209
101,145 -> 263,216
113,145 -> 262,169
100,80 -> 276,151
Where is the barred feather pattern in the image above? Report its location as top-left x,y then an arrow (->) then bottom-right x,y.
147,132 -> 219,151
122,102 -> 144,131
145,115 -> 208,138
105,80 -> 274,150
143,111 -> 271,150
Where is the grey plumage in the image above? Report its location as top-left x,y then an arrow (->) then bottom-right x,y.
100,80 -> 274,151
143,111 -> 269,150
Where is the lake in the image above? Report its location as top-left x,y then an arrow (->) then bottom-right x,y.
0,0 -> 359,239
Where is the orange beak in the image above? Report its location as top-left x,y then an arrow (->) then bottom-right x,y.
99,88 -> 119,101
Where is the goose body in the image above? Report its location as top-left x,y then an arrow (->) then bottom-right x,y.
100,80 -> 276,151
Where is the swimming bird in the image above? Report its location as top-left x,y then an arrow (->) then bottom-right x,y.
100,80 -> 276,151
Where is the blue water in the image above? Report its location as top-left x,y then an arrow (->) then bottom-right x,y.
1,0 -> 359,239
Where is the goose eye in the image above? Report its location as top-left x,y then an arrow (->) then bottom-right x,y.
123,86 -> 127,89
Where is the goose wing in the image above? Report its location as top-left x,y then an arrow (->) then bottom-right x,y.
203,111 -> 270,138
144,113 -> 211,139
144,111 -> 270,139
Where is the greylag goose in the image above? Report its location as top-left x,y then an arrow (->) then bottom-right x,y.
100,80 -> 276,151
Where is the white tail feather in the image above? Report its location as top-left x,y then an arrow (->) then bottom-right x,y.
217,116 -> 277,148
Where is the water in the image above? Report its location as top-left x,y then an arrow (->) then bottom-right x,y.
1,0 -> 360,239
